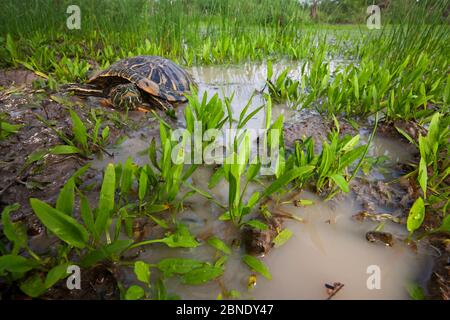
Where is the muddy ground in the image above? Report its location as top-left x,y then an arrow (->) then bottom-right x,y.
0,69 -> 448,300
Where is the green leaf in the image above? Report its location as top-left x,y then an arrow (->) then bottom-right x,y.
0,255 -> 37,274
418,157 -> 428,198
242,255 -> 272,280
263,165 -> 315,198
149,138 -> 159,171
50,145 -> 81,155
44,263 -> 70,289
437,214 -> 450,233
133,224 -> 199,249
134,261 -> 151,285
5,34 -> 18,61
102,126 -> 110,141
30,198 -> 89,248
246,192 -> 260,209
56,178 -> 75,216
0,120 -> 22,139
214,255 -> 229,268
207,237 -> 231,255
138,167 -> 148,202
208,167 -> 225,189
427,112 -> 440,147
181,265 -> 224,285
81,239 -> 133,267
218,211 -> 231,221
245,219 -> 269,231
70,109 -> 88,150
341,134 -> 360,153
95,163 -> 116,239
246,161 -> 261,181
80,195 -> 96,237
318,142 -> 332,178
267,60 -> 273,80
72,163 -> 91,180
338,145 -> 366,171
407,197 -> 425,234
295,199 -> 314,206
159,225 -> 199,248
330,174 -> 349,193
1,204 -> 27,254
125,285 -> 145,300
25,150 -> 47,165
157,258 -> 204,277
406,283 -> 425,300
120,157 -> 134,197
20,274 -> 47,298
238,105 -> 264,129
146,204 -> 170,214
147,215 -> 169,229
273,229 -> 293,248
185,182 -> 214,200
395,127 -> 417,146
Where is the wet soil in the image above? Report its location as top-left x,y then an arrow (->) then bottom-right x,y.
282,111 -> 331,150
427,237 -> 450,300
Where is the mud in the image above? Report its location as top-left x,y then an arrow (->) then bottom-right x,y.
242,215 -> 283,257
427,237 -> 450,300
351,178 -> 416,214
282,111 -> 331,150
378,120 -> 427,143
366,231 -> 395,247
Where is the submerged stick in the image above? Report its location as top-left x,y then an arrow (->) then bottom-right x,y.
325,282 -> 345,300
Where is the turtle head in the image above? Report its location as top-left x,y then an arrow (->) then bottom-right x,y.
109,83 -> 143,110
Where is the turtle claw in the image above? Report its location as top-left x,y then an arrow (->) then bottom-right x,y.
137,107 -> 151,113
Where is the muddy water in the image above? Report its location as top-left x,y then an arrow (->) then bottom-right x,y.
93,62 -> 433,299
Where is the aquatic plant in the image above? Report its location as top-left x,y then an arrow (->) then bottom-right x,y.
401,112 -> 450,237
0,116 -> 22,140
285,116 -> 377,200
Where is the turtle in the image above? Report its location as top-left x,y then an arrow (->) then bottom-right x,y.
66,56 -> 195,112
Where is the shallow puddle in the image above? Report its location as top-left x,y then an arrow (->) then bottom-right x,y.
92,62 -> 432,299
133,167 -> 433,300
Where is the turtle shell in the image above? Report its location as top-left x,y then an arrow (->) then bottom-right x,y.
88,56 -> 195,103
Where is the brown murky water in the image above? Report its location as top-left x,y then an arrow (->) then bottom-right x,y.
93,62 -> 433,299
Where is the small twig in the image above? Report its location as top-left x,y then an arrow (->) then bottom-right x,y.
325,282 -> 344,300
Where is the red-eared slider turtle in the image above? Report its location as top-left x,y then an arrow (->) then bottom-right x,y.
67,56 -> 195,111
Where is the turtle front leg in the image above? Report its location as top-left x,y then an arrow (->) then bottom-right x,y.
149,96 -> 177,119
